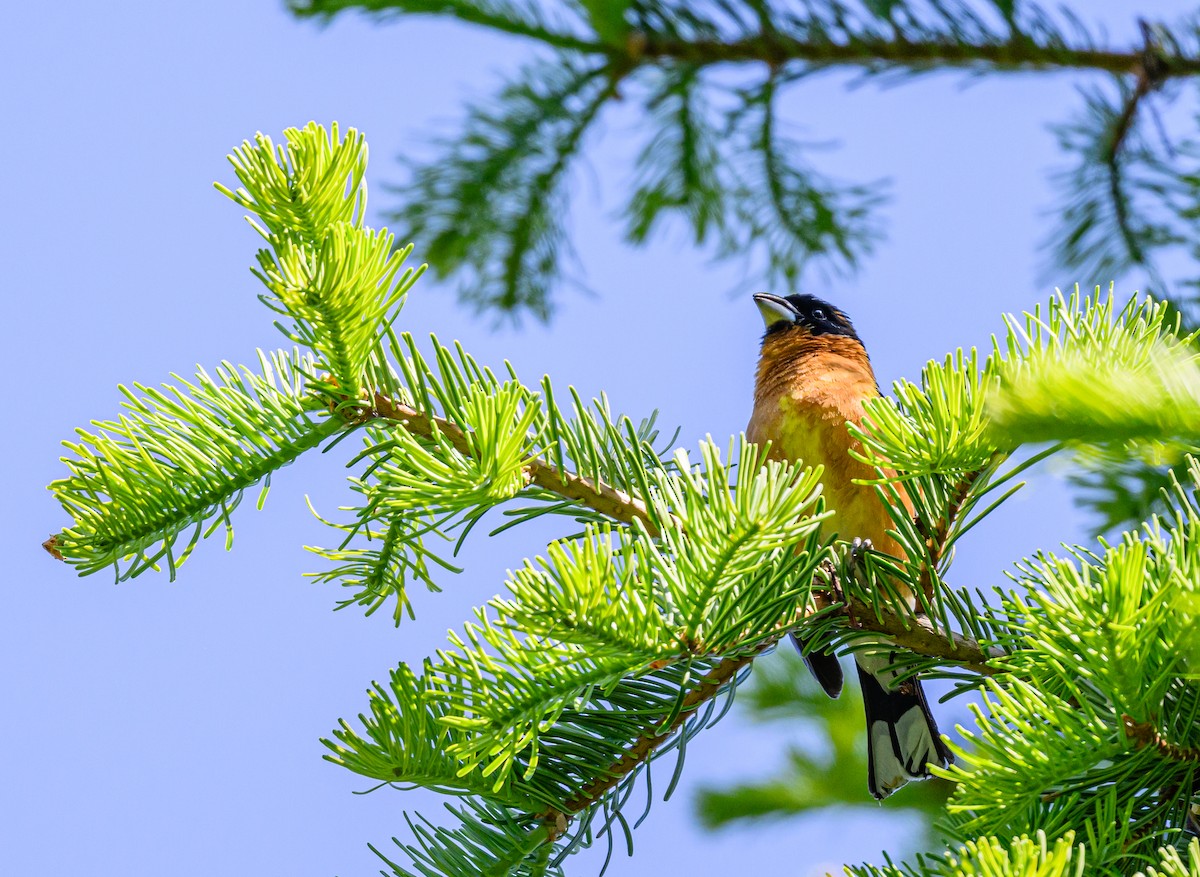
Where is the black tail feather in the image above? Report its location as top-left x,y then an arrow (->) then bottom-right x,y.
790,632 -> 844,699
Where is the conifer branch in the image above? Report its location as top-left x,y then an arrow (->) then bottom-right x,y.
913,464 -> 990,603
1097,22 -> 1174,270
289,0 -> 606,53
630,35 -> 1200,79
532,594 -> 997,841
540,648 -> 762,839
1123,715 -> 1200,766
295,1 -> 1200,79
359,391 -> 661,534
814,590 -> 1000,675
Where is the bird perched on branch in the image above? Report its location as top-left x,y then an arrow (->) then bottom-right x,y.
746,292 -> 951,799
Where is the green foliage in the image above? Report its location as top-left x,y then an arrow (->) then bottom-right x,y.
333,438 -> 827,804
1045,84 -> 1183,294
856,347 -> 1000,478
845,831 -> 1087,877
939,475 -> 1200,863
217,122 -> 423,395
48,348 -> 340,580
988,290 -> 1200,445
624,64 -> 723,246
46,127 -> 1200,876
848,834 -> 1200,877
1145,840 -> 1200,877
1067,453 -> 1182,537
382,57 -> 615,321
729,75 -> 887,291
288,0 -> 1200,323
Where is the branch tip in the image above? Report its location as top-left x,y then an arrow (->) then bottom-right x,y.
43,535 -> 64,560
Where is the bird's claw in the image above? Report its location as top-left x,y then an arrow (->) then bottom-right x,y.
848,537 -> 873,573
842,538 -> 874,630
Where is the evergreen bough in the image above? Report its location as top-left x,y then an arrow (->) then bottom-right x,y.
289,0 -> 1200,327
45,123 -> 1200,876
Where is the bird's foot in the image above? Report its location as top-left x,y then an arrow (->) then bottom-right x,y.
848,537 -> 874,572
841,538 -> 874,630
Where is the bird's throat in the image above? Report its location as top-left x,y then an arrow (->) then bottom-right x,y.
752,331 -> 879,417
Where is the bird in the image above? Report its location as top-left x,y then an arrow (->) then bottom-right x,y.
746,291 -> 952,799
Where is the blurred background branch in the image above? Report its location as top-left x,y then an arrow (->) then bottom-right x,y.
290,0 -> 1200,326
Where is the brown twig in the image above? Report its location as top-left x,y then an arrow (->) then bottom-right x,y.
1101,20 -> 1174,267
812,590 -> 1001,675
1123,714 -> 1200,764
915,468 -> 982,604
363,391 -> 661,536
538,647 -> 764,838
42,535 -> 63,560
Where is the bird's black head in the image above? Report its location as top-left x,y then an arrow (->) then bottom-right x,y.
753,293 -> 859,341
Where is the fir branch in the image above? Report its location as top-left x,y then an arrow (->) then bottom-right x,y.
913,467 -> 985,602
497,69 -> 620,313
814,589 -> 999,674
290,0 -> 604,54
1044,83 -> 1186,295
371,798 -> 560,877
48,349 -> 339,580
387,57 -> 618,321
624,63 -> 725,245
845,830 -> 1086,877
540,648 -> 761,836
1097,21 -> 1175,268
219,124 -> 423,394
631,34 -> 1200,78
290,2 -> 1200,326
324,662 -> 539,805
357,385 -> 1000,670
987,289 -> 1200,447
357,390 -> 662,533
296,1 -> 1200,78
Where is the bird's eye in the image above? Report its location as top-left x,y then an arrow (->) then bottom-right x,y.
811,308 -> 827,321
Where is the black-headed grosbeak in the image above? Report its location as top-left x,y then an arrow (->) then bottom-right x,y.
747,292 -> 952,799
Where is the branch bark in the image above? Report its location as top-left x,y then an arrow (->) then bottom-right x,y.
364,391 -> 661,534
631,34 -> 1200,79
540,648 -> 762,838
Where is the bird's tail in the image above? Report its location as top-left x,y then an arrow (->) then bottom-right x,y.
854,651 -> 952,800
789,632 -> 844,699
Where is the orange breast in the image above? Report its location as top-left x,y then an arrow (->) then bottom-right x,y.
747,331 -> 912,562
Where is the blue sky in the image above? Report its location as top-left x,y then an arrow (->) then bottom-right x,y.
3,2 -> 1195,874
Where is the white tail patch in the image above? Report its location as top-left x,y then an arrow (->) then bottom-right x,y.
856,652 -> 951,799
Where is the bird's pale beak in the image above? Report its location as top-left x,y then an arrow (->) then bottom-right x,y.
753,293 -> 798,329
